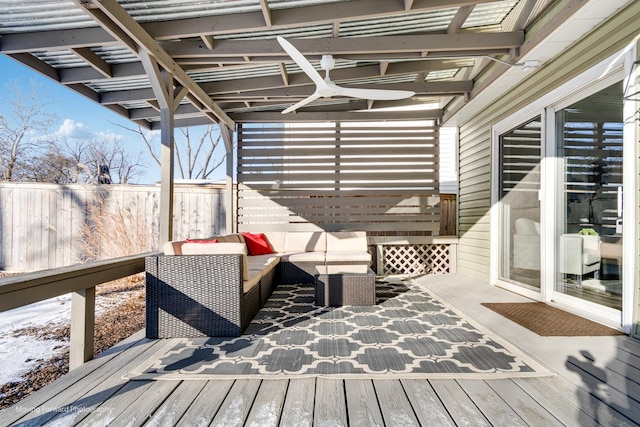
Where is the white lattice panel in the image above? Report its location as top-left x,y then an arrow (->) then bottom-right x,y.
383,245 -> 451,275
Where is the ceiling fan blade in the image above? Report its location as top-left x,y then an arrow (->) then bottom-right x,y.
282,92 -> 321,114
276,37 -> 325,87
336,87 -> 415,101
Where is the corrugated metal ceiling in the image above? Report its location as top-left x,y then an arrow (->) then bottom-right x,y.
0,0 -> 534,125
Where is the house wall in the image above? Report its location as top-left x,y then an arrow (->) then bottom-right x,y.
456,1 -> 640,283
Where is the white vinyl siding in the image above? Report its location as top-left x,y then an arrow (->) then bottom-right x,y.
456,1 -> 640,284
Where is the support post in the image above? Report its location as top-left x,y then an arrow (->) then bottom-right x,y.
220,124 -> 235,234
376,244 -> 384,275
69,287 -> 95,370
159,104 -> 175,246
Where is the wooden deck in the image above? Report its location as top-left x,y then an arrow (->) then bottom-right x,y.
2,274 -> 640,426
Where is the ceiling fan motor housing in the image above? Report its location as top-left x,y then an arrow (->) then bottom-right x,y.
320,54 -> 335,71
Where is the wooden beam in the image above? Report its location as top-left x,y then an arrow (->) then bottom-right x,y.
443,0 -> 589,123
279,63 -> 289,86
333,22 -> 340,38
97,58 -> 472,104
447,5 -> 474,34
201,34 -> 215,50
143,0 -> 499,40
59,51 -> 480,87
259,0 -> 272,27
0,27 -> 116,53
71,47 -> 112,78
380,61 -> 389,76
139,50 -> 170,109
7,53 -> 60,81
510,0 -> 538,31
230,109 -> 443,122
1,0 -> 499,53
77,0 -> 234,130
164,33 -> 524,58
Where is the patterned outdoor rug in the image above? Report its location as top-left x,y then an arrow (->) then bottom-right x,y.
126,277 -> 552,380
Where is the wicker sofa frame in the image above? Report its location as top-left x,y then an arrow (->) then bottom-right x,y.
146,231 -> 371,338
146,254 -> 263,338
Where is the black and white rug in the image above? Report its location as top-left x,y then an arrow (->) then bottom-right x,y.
127,277 -> 552,379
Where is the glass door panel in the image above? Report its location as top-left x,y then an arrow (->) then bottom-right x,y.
555,82 -> 623,310
498,116 -> 542,290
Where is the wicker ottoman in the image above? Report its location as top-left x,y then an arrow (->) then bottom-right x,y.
314,264 -> 376,306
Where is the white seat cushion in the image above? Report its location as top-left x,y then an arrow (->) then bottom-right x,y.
325,251 -> 372,263
280,251 -> 325,263
247,254 -> 280,272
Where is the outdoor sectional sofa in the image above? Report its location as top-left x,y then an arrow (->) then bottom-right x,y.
146,231 -> 371,338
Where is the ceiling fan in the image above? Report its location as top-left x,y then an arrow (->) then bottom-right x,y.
276,36 -> 415,114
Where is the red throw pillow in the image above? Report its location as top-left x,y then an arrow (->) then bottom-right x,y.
241,232 -> 274,255
185,238 -> 219,243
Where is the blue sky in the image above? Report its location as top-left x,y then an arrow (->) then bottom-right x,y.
0,55 -> 227,184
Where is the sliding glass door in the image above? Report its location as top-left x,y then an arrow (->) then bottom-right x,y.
497,116 -> 542,291
554,82 -> 623,310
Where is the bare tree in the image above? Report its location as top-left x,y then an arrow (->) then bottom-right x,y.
117,123 -> 227,180
18,137 -> 145,184
22,145 -> 78,183
0,80 -> 57,181
83,138 -> 145,184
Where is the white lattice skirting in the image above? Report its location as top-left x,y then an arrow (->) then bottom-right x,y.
372,243 -> 457,276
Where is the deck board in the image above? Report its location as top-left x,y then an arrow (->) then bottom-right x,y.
344,379 -> 384,427
512,377 -> 600,427
2,274 -> 640,426
373,379 -> 420,426
314,378 -> 347,427
177,379 -> 235,426
279,378 -> 315,427
485,379 -> 564,426
144,380 -> 208,427
457,379 -> 528,427
430,379 -> 491,427
96,380 -> 180,427
2,331 -> 159,426
244,379 -> 288,427
210,379 -> 261,427
401,379 -> 456,427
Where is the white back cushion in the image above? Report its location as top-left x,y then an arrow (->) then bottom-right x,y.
326,231 -> 367,252
262,231 -> 287,253
284,232 -> 326,252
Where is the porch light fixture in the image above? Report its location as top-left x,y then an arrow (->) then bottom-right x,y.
484,56 -> 540,71
520,60 -> 540,71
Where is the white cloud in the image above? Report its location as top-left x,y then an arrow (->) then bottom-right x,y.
54,119 -> 127,145
56,118 -> 92,139
96,130 -> 124,144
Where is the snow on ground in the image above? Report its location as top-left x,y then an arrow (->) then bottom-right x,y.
0,295 -> 72,385
0,285 -> 139,386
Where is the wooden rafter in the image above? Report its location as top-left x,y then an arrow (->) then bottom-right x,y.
73,0 -> 234,130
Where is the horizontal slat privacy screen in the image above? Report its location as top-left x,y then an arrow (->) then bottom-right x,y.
237,121 -> 440,233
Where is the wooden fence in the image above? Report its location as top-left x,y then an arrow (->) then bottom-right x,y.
0,182 -> 456,272
0,182 -> 226,271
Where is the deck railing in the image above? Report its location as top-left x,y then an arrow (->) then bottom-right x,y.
0,253 -> 154,370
